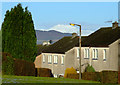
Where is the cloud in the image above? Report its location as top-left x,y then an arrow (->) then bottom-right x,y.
42,24 -> 94,36
48,24 -> 78,33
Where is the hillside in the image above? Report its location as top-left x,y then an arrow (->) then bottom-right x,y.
36,30 -> 72,44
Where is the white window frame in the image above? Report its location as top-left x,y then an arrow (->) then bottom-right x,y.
103,49 -> 107,61
84,49 -> 89,59
77,48 -> 79,58
48,55 -> 52,64
54,55 -> 58,64
43,54 -> 45,63
92,49 -> 98,60
61,56 -> 64,65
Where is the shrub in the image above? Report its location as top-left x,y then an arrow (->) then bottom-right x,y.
82,72 -> 101,82
64,67 -> 77,78
2,52 -> 14,75
85,64 -> 95,72
14,59 -> 35,76
101,71 -> 118,84
118,72 -> 120,84
2,52 -> 36,76
36,68 -> 53,77
2,56 -> 14,75
67,73 -> 79,79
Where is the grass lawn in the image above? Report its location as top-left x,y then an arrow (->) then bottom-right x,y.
2,75 -> 100,83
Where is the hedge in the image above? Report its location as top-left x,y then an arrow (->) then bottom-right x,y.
2,52 -> 35,76
67,73 -> 79,79
101,71 -> 118,84
82,72 -> 101,82
14,59 -> 35,76
2,52 -> 14,75
118,72 -> 120,84
36,68 -> 53,77
66,71 -> 119,83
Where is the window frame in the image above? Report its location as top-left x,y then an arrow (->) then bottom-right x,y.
48,55 -> 52,64
43,54 -> 45,63
54,55 -> 58,64
61,56 -> 64,65
103,49 -> 107,61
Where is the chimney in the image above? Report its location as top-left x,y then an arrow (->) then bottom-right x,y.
112,21 -> 118,29
72,33 -> 77,38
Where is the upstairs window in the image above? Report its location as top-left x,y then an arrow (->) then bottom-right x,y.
92,49 -> 98,60
77,48 -> 79,58
61,56 -> 64,64
43,54 -> 45,63
103,49 -> 107,61
54,55 -> 58,64
84,49 -> 89,59
48,55 -> 52,64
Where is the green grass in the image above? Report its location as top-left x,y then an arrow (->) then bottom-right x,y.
2,75 -> 100,83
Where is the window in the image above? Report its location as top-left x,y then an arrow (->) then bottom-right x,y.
54,55 -> 58,64
84,49 -> 89,59
77,48 -> 79,58
43,54 -> 45,63
92,49 -> 98,60
61,56 -> 64,64
103,49 -> 107,61
96,49 -> 98,59
48,55 -> 52,63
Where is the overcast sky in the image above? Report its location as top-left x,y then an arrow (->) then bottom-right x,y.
1,2 -> 118,36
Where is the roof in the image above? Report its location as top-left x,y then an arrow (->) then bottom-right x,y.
82,27 -> 120,47
42,36 -> 87,54
41,27 -> 120,54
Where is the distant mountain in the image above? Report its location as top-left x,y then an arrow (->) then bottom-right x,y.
36,30 -> 72,44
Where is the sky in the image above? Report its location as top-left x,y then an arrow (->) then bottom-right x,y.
1,2 -> 118,36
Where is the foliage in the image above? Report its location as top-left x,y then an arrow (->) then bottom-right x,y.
2,56 -> 14,75
85,64 -> 95,72
2,3 -> 37,62
64,67 -> 77,78
14,58 -> 35,76
36,68 -> 53,77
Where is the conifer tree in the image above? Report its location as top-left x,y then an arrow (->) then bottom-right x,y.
2,3 -> 37,62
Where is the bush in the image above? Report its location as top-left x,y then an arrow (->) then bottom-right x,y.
14,59 -> 35,76
2,52 -> 14,75
82,72 -> 101,82
85,64 -> 95,72
101,71 -> 118,84
64,67 -> 77,78
67,73 -> 79,79
2,56 -> 14,75
82,71 -> 118,83
118,72 -> 120,84
36,68 -> 53,77
2,52 -> 36,76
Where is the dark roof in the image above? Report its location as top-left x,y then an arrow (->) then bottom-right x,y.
37,45 -> 48,55
42,36 -> 87,54
82,27 -> 120,47
42,27 -> 120,54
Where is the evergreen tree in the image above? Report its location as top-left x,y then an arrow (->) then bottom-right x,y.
2,3 -> 37,62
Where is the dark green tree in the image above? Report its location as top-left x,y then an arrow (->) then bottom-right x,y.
2,3 -> 37,62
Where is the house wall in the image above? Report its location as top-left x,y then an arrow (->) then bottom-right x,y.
109,39 -> 119,71
119,39 -> 120,71
65,47 -> 111,72
34,54 -> 42,68
40,53 -> 65,76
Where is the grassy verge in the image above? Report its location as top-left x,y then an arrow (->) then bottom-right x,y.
2,75 -> 100,83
